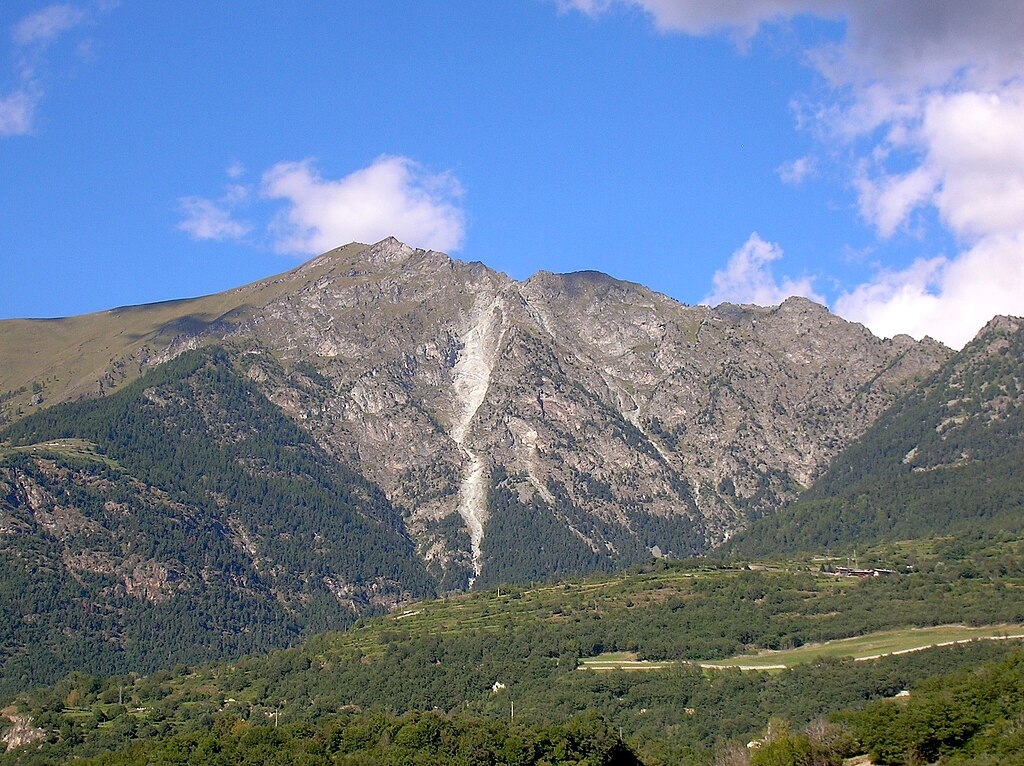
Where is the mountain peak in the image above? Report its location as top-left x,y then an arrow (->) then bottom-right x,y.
522,268 -> 653,305
303,238 -> 431,272
361,237 -> 421,264
978,314 -> 1022,338
777,295 -> 826,312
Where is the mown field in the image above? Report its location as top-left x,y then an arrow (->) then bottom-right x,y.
579,624 -> 1024,671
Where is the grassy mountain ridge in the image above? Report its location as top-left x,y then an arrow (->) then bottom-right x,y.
0,244 -> 372,426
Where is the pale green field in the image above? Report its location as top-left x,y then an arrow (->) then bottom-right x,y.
577,652 -> 673,671
0,437 -> 123,469
709,624 -> 1024,669
579,624 -> 1024,672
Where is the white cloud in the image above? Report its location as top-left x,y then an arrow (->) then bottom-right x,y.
703,232 -> 824,307
560,0 -> 1024,348
833,256 -> 946,341
777,155 -> 814,185
2,2 -> 112,137
845,84 -> 1024,347
819,2 -> 1024,92
836,233 -> 1024,350
178,156 -> 467,255
558,1 -> 1024,86
261,156 -> 466,255
557,0 -> 842,40
924,88 -> 1024,240
850,86 -> 1024,241
854,164 -> 937,238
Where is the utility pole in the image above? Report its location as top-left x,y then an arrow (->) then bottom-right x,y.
510,699 -> 514,721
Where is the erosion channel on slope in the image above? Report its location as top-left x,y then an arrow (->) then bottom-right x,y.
449,297 -> 507,584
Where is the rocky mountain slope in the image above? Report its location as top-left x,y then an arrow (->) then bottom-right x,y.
729,315 -> 1024,555
1,239 -> 953,592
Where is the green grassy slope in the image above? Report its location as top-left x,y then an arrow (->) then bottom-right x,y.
0,244 -> 368,426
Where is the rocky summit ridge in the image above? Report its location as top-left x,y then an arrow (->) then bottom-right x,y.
1,238 -> 954,588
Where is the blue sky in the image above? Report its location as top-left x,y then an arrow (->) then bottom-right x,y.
3,1 -> 1024,349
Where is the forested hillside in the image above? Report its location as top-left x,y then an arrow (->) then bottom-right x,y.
846,649 -> 1024,765
3,554 -> 1023,765
0,348 -> 434,696
729,315 -> 1024,557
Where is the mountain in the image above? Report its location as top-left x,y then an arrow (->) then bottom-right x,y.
0,239 -> 952,596
728,315 -> 1024,556
6,236 -> 1024,765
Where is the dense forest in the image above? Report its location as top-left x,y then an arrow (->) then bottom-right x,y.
845,649 -> 1024,765
4,708 -> 643,766
0,348 -> 435,695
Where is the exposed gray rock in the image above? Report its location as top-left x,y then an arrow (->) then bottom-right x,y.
0,238 -> 956,586
187,239 -> 952,583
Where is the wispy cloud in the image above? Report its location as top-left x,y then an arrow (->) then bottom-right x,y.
178,194 -> 253,243
777,155 -> 814,185
556,0 -> 844,42
178,156 -> 467,255
12,4 -> 88,46
558,0 -> 1024,348
0,88 -> 39,136
703,232 -> 823,307
1,2 -> 111,137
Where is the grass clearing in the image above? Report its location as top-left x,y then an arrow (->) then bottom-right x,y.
578,652 -> 675,671
703,624 -> 1024,669
577,624 -> 1024,672
0,437 -> 123,469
